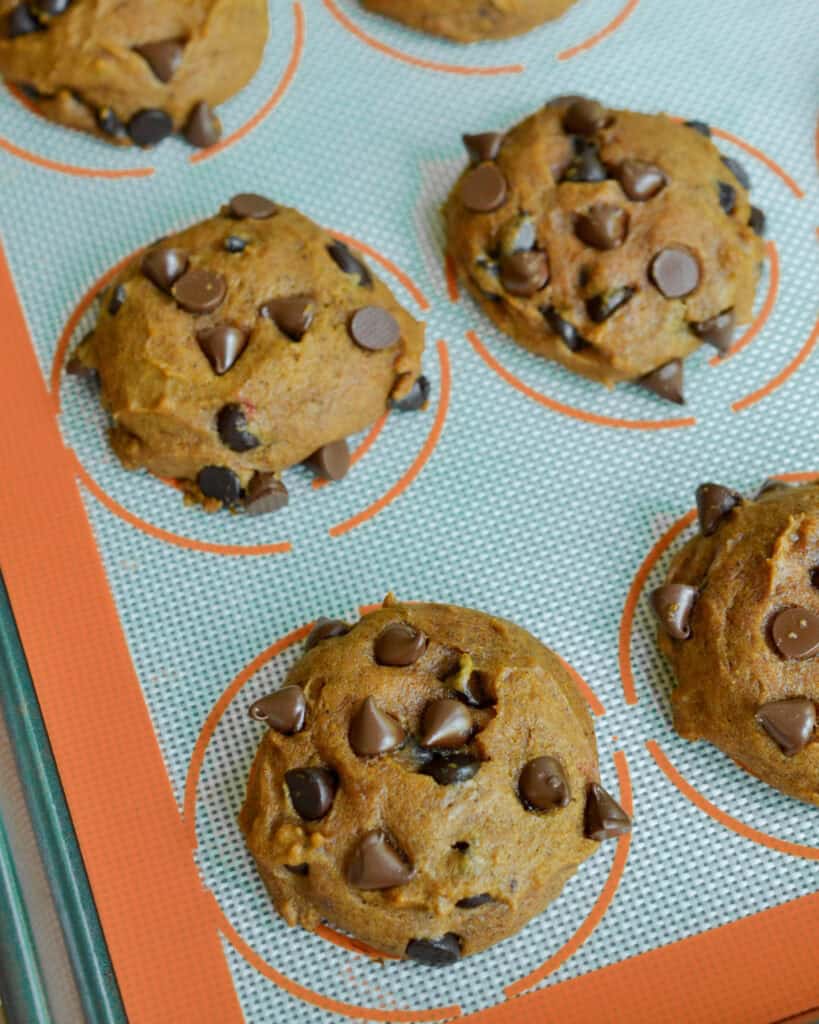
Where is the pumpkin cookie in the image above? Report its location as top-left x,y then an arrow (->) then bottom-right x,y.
361,0 -> 578,43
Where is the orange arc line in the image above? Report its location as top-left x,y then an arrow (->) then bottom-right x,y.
73,455 -> 292,558
313,412 -> 389,489
331,231 -> 430,311
0,135 -> 154,179
7,82 -> 47,119
733,312 -> 819,413
321,0 -> 523,77
329,339 -> 450,537
190,2 -> 305,163
557,0 -> 640,60
710,126 -> 805,199
466,331 -> 697,431
445,253 -> 460,303
554,654 -> 606,717
504,750 -> 633,997
709,240 -> 779,365
647,740 -> 819,861
618,510 -> 698,705
314,924 -> 401,960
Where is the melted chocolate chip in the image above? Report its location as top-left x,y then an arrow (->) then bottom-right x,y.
563,98 -> 609,136
349,307 -> 400,351
650,584 -> 697,640
197,466 -> 240,505
243,473 -> 288,516
721,155 -> 751,190
127,108 -> 173,147
229,193 -> 277,220
217,404 -> 259,453
649,248 -> 701,299
696,482 -> 742,535
327,240 -> 372,287
141,247 -> 188,293
543,307 -> 589,353
107,284 -> 126,315
462,131 -> 504,164
561,141 -> 607,183
459,164 -> 508,213
456,893 -> 493,909
8,5 -> 41,36
586,286 -> 633,323
172,268 -> 226,314
97,107 -> 125,139
348,831 -> 414,890
260,296 -> 315,341
584,783 -> 631,840
616,160 -> 665,201
499,251 -> 549,297
285,767 -> 337,821
518,756 -> 570,811
755,698 -> 816,756
419,699 -> 472,750
638,359 -> 685,405
684,120 -> 711,138
691,309 -> 735,354
717,181 -> 736,214
184,101 -> 220,149
306,440 -> 350,481
305,617 -> 351,650
373,623 -> 427,666
771,607 -> 819,660
196,325 -> 248,375
749,206 -> 766,236
134,39 -> 184,83
575,203 -> 628,250
405,934 -> 462,967
349,697 -> 405,757
421,753 -> 480,786
224,235 -> 247,253
248,685 -> 306,734
390,375 -> 430,412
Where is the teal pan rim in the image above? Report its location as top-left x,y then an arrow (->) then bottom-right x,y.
0,573 -> 126,1024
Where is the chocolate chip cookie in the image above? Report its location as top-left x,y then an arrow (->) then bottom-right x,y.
445,98 -> 766,401
361,0 -> 578,42
651,481 -> 819,804
240,596 -> 630,963
0,0 -> 268,147
69,197 -> 426,513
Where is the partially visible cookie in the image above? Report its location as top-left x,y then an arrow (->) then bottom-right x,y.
651,481 -> 819,804
444,97 -> 766,400
70,197 -> 426,512
240,596 -> 630,963
361,0 -> 578,42
0,0 -> 268,147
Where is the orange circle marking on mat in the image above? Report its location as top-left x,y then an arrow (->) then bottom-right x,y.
558,0 -> 641,61
709,240 -> 779,365
732,313 -> 819,413
313,413 -> 389,490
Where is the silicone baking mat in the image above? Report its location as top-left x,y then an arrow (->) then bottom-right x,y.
0,0 -> 818,1021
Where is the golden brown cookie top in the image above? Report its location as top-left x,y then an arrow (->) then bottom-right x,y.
361,0 -> 579,43
445,98 -> 765,393
240,599 -> 630,962
652,481 -> 819,804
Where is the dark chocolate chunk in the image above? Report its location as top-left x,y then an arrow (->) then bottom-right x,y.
196,324 -> 248,375
184,101 -> 220,149
649,247 -> 700,298
748,206 -> 766,236
462,132 -> 504,164
755,698 -> 816,756
141,247 -> 189,293
405,934 -> 462,967
373,623 -> 427,666
243,473 -> 288,516
561,142 -> 607,183
499,250 -> 549,297
306,439 -> 350,481
650,584 -> 697,640
217,404 -> 259,453
127,108 -> 173,147
563,98 -> 609,136
249,685 -> 306,734
638,359 -> 685,405
543,307 -> 589,353
348,831 -> 414,890
97,106 -> 125,139
134,39 -> 184,83
197,466 -> 241,505
717,181 -> 736,214
518,756 -> 570,811
575,203 -> 628,250
349,697 -> 405,756
285,864 -> 309,876
721,155 -> 751,190
224,235 -> 247,253
419,699 -> 472,750
696,482 -> 742,536
305,617 -> 350,650
584,783 -> 631,840
33,0 -> 72,14
229,193 -> 277,220
172,268 -> 226,314
616,160 -> 665,201
285,767 -> 337,821
421,753 -> 480,786
66,356 -> 97,380
107,283 -> 126,315
771,608 -> 819,661
684,120 -> 711,138
390,375 -> 430,412
8,5 -> 42,36
327,240 -> 372,287
259,296 -> 314,341
691,309 -> 735,354
587,286 -> 633,323
456,894 -> 493,909
348,307 -> 400,351
459,164 -> 508,213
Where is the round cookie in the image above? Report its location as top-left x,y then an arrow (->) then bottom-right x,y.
0,0 -> 268,147
444,97 -> 766,400
651,481 -> 819,804
360,0 -> 578,43
240,597 -> 630,963
69,196 -> 426,513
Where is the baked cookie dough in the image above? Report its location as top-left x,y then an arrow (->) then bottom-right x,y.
240,596 -> 630,963
361,0 -> 577,42
69,196 -> 426,513
444,97 -> 766,401
0,0 -> 268,147
651,481 -> 819,804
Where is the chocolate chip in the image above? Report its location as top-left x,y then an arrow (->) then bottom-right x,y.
771,607 -> 819,660
141,247 -> 189,293
243,473 -> 288,515
691,309 -> 735,354
499,251 -> 549,297
650,583 -> 697,640
305,617 -> 351,650
348,307 -> 401,351
749,206 -> 766,236
721,155 -> 751,190
15,82 -> 41,99
649,248 -> 700,299
197,466 -> 240,505
587,286 -> 633,323
196,325 -> 248,375
306,440 -> 350,481
456,894 -> 493,909
217,404 -> 259,453
259,296 -> 315,341
755,698 -> 816,756
616,160 -> 666,201
107,284 -> 126,315
134,39 -> 184,83
696,482 -> 742,536
518,756 -> 570,811
229,193 -> 277,220
405,934 -> 461,967
448,668 -> 493,709
327,240 -> 372,287
8,5 -> 41,36
462,132 -> 504,164
563,98 -> 609,136
224,236 -> 247,253
184,101 -> 220,149
127,108 -> 173,147
684,120 -> 711,138
285,767 -> 337,821
459,164 -> 508,213
575,203 -> 628,250
638,359 -> 685,404
249,685 -> 306,734
584,783 -> 631,840
66,356 -> 97,380
348,831 -> 414,890
390,375 -> 430,412
811,566 -> 819,589
717,181 -> 736,214
420,699 -> 472,750
172,268 -> 226,314
374,623 -> 427,666
421,753 -> 480,786
543,307 -> 589,353
285,864 -> 309,876
348,696 -> 405,757
97,107 -> 125,139
560,141 -> 607,183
